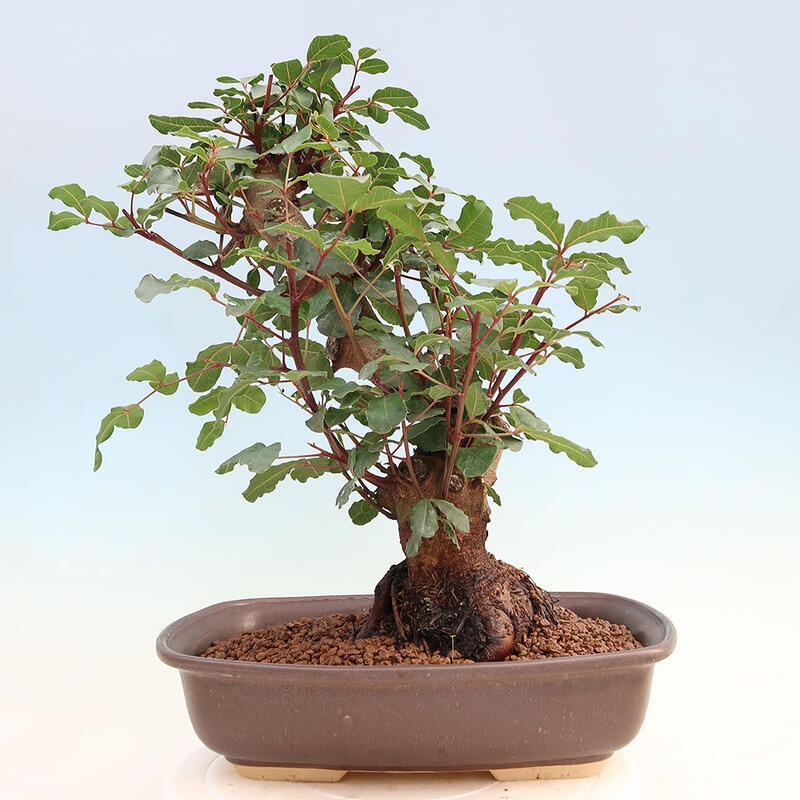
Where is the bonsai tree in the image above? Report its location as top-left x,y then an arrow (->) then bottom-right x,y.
49,34 -> 643,661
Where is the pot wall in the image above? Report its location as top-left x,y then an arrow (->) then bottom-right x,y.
157,593 -> 675,771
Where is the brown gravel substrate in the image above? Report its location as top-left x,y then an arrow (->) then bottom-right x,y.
200,607 -> 641,665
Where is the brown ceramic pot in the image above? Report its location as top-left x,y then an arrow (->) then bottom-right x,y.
156,592 -> 675,777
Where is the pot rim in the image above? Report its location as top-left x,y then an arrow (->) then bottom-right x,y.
156,591 -> 676,676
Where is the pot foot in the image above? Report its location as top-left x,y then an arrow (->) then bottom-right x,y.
490,759 -> 608,781
231,759 -> 608,783
232,765 -> 347,782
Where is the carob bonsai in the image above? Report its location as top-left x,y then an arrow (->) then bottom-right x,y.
49,35 -> 643,661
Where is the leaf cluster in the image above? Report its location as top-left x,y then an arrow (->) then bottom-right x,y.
49,34 -> 644,554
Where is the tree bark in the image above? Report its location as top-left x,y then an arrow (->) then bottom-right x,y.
358,452 -> 557,661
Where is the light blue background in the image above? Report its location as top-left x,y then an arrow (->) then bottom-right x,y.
1,2 -> 797,798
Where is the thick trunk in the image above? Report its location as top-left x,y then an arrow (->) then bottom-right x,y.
239,158 -> 555,661
359,452 -> 557,661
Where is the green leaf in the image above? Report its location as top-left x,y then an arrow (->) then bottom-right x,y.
305,406 -> 327,433
134,273 -> 219,302
185,343 -> 232,392
306,173 -> 370,213
363,103 -> 390,124
182,240 -> 219,260
376,203 -> 424,239
365,394 -> 407,434
335,478 -> 357,508
482,238 -> 547,279
48,183 -> 91,215
214,146 -> 259,166
531,430 -> 597,467
455,445 -> 499,478
48,210 -> 84,230
294,238 -> 352,279
407,417 -> 447,451
87,196 -> 119,221
464,382 -> 489,418
188,386 -> 226,416
359,58 -> 389,75
305,58 -> 344,92
96,404 -> 144,444
158,373 -> 180,395
351,150 -> 378,168
551,346 -> 585,368
272,58 -> 304,85
392,107 -> 430,130
94,405 -> 144,471
510,406 -> 596,467
448,198 -> 493,248
307,34 -> 351,63
565,277 -> 599,311
432,499 -> 469,533
216,441 -> 281,474
311,111 -> 339,139
231,384 -> 266,413
349,499 -> 380,525
126,359 -> 167,385
348,440 -> 383,477
409,498 -> 438,544
505,196 -> 565,246
400,152 -> 434,177
570,250 -> 631,275
372,87 -> 418,108
352,185 -> 419,212
196,419 -> 225,451
279,124 -> 313,154
242,458 -> 333,502
148,114 -> 219,135
242,462 -> 294,500
565,212 -> 645,249
146,165 -> 181,194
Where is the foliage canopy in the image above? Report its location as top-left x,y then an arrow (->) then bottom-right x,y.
49,34 -> 644,555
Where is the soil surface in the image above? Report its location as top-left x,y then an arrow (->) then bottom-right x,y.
201,606 -> 641,665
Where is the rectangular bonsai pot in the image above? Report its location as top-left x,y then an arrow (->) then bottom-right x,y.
156,592 -> 675,773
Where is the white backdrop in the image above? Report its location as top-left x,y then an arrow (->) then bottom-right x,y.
1,2 -> 798,798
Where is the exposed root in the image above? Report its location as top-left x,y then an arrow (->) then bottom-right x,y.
358,557 -> 558,662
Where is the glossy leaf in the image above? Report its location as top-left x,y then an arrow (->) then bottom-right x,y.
505,196 -> 565,246
349,499 -> 380,525
376,203 -> 424,239
432,499 -> 469,534
242,458 -> 333,502
448,198 -> 493,248
182,240 -> 219,260
551,346 -> 585,368
48,211 -> 84,230
392,107 -> 430,130
126,359 -> 167,385
306,173 -> 370,212
196,419 -> 225,451
360,58 -> 389,74
455,445 -> 499,478
134,273 -> 219,303
372,87 -> 418,108
272,58 -> 304,85
307,34 -> 351,63
48,183 -> 92,215
148,114 -> 219,135
365,394 -> 407,434
94,405 -> 144,471
565,212 -> 645,249
231,385 -> 266,413
410,503 -> 437,537
216,442 -> 281,474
